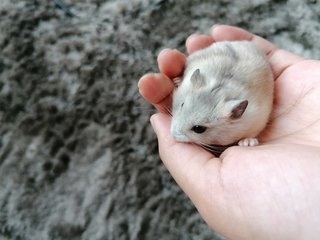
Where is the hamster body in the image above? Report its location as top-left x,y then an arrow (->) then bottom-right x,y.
171,41 -> 274,146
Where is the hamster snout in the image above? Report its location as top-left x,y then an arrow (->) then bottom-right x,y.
171,41 -> 274,147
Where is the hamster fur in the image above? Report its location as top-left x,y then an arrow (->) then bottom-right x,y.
170,41 -> 274,147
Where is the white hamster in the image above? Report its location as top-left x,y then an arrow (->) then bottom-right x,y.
171,41 -> 274,147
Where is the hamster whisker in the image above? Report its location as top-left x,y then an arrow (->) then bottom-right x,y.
198,142 -> 231,156
161,105 -> 172,116
162,91 -> 174,116
166,107 -> 173,116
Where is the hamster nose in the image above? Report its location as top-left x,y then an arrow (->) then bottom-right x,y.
170,128 -> 190,143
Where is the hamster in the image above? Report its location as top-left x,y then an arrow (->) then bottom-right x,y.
170,41 -> 274,147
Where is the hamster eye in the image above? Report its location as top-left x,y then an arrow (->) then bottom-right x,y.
191,125 -> 207,134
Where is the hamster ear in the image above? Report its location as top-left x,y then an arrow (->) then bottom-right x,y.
229,100 -> 248,119
190,69 -> 205,89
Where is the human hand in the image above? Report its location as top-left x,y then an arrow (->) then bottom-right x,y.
138,25 -> 320,239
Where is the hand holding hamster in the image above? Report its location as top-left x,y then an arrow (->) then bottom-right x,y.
171,41 -> 273,147
138,25 -> 320,240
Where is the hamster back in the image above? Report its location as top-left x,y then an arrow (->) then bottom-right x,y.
170,41 -> 274,146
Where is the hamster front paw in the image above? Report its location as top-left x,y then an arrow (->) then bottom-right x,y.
173,77 -> 183,87
238,138 -> 259,147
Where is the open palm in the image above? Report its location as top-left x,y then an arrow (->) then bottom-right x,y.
138,25 -> 320,240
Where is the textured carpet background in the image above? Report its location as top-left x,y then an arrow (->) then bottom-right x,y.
0,0 -> 319,239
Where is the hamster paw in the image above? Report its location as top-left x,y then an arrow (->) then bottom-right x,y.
173,77 -> 182,87
238,138 -> 259,147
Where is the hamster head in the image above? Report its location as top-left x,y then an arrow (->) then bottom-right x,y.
171,69 -> 249,146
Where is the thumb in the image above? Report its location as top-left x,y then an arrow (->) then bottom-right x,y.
150,113 -> 221,202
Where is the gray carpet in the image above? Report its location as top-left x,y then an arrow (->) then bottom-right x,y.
0,0 -> 319,239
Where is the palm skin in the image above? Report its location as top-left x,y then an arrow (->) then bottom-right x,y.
138,25 -> 320,240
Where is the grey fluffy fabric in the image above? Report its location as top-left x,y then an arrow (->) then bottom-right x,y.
0,0 -> 319,239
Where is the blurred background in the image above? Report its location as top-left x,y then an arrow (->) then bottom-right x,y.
0,0 -> 319,239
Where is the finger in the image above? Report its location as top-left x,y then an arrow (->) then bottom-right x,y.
157,48 -> 186,78
211,25 -> 304,79
186,34 -> 215,54
211,25 -> 275,54
150,113 -> 222,201
138,73 -> 174,113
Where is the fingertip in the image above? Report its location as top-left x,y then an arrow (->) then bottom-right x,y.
138,73 -> 174,110
211,24 -> 250,41
186,34 -> 215,54
185,33 -> 199,45
157,48 -> 186,78
150,112 -> 169,128
138,72 -> 152,89
210,23 -> 222,32
137,73 -> 154,99
210,24 -> 227,39
210,24 -> 277,55
150,113 -> 173,143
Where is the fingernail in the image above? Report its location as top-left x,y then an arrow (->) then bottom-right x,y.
186,33 -> 199,42
150,114 -> 156,133
188,33 -> 200,38
172,49 -> 182,54
212,23 -> 221,29
211,24 -> 222,33
158,48 -> 173,56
